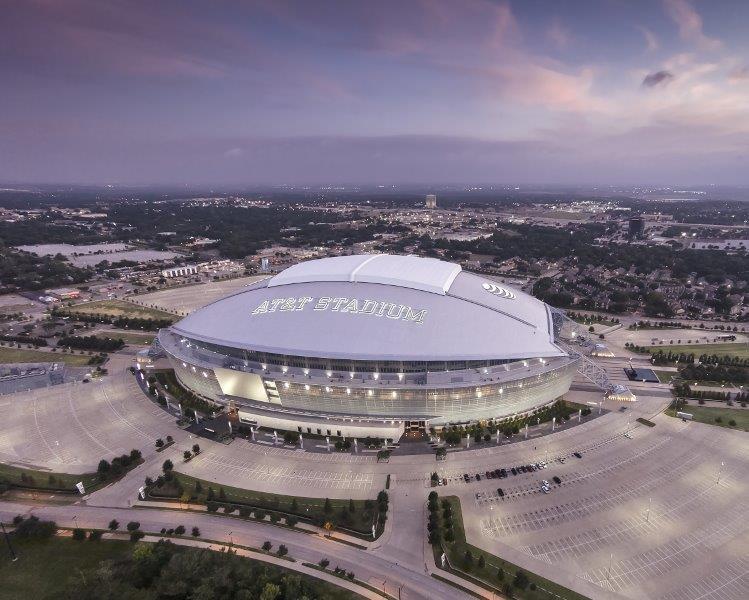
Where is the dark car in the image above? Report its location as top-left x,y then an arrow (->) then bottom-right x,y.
486,471 -> 493,479
574,452 -> 582,459
463,474 -> 470,482
511,467 -> 517,476
475,474 -> 481,481
497,488 -> 504,497
553,476 -> 561,484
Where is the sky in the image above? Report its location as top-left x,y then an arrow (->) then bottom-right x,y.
1,0 -> 749,185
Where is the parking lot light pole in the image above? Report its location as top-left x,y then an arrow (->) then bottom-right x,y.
1,522 -> 17,562
716,461 -> 724,484
646,497 -> 651,523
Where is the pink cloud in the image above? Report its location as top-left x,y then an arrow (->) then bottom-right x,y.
663,0 -> 721,50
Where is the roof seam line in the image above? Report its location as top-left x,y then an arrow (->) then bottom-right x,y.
349,254 -> 382,283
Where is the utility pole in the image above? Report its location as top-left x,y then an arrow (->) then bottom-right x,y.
1,522 -> 18,562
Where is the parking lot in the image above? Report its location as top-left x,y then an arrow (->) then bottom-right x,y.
446,396 -> 749,600
133,275 -> 267,315
1,355 -> 746,598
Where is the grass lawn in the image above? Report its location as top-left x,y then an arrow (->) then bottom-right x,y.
0,462 -> 100,493
150,471 -> 383,537
433,496 -> 588,600
0,537 -> 360,600
93,331 -> 154,345
649,342 -> 749,359
665,405 -> 749,430
653,370 -> 679,383
64,299 -> 175,321
0,346 -> 93,366
0,537 -> 132,600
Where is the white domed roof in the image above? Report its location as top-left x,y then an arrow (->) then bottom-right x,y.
170,254 -> 565,362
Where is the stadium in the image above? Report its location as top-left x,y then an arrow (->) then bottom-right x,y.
157,254 -> 579,441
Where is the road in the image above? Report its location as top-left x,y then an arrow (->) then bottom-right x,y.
0,499 -> 472,600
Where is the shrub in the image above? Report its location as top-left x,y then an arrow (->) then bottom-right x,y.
206,501 -> 219,512
174,525 -> 186,535
72,528 -> 86,541
262,541 -> 272,551
728,419 -> 736,426
130,530 -> 145,542
108,519 -> 119,531
277,544 -> 288,557
254,510 -> 266,521
88,530 -> 103,541
126,521 -> 141,532
286,516 -> 298,527
319,558 -> 330,569
513,570 -> 530,590
192,527 -> 200,537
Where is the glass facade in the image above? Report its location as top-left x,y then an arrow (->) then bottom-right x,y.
162,329 -> 578,426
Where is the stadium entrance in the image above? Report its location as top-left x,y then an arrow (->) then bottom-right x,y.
405,420 -> 426,433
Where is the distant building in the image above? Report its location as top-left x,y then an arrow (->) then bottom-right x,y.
46,287 -> 80,300
260,257 -> 270,272
628,215 -> 645,239
161,265 -> 198,278
425,194 -> 437,209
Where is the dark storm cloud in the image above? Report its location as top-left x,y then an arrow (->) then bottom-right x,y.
642,70 -> 675,88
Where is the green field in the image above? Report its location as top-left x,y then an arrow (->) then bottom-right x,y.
93,331 -> 154,345
0,346 -> 93,366
0,537 -> 132,600
651,342 -> 749,359
0,537 -> 359,600
653,370 -> 679,383
433,496 -> 588,600
666,405 -> 749,430
64,299 -> 175,321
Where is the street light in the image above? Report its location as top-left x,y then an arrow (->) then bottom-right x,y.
1,522 -> 17,562
228,531 -> 233,547
716,461 -> 724,484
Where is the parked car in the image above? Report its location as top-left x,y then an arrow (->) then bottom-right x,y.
574,452 -> 582,459
552,476 -> 561,484
497,488 -> 504,497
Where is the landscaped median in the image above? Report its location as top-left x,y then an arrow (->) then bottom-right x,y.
141,467 -> 389,541
0,449 -> 144,496
427,493 -> 589,600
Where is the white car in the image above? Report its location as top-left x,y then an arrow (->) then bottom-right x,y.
541,485 -> 550,494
